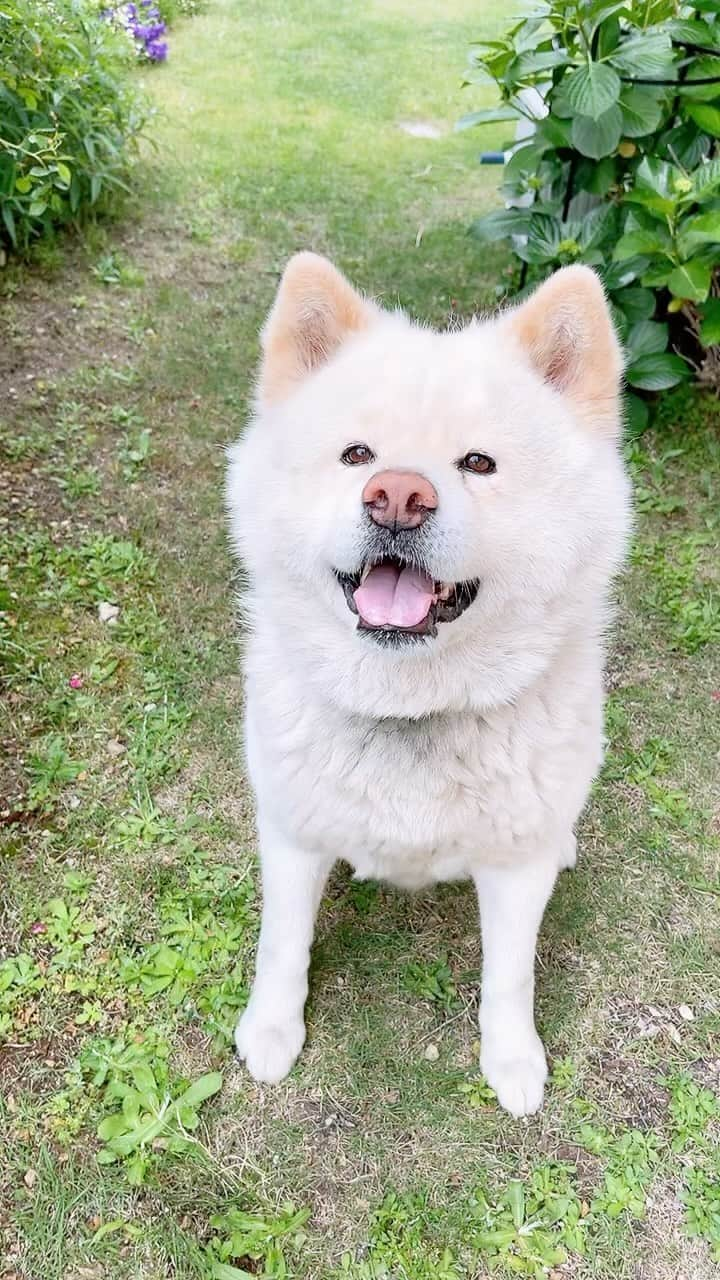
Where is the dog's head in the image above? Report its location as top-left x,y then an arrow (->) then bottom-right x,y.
228,254 -> 631,715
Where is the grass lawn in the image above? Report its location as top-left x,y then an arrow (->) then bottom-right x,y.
1,0 -> 720,1276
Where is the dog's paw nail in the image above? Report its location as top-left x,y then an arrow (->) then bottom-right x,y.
235,1009 -> 305,1084
481,1041 -> 547,1118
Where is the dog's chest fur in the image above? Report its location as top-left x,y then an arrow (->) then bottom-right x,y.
246,656 -> 600,887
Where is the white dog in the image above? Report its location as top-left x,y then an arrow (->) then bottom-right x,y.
226,254 -> 631,1117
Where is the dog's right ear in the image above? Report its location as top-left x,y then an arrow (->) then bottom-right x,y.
502,265 -> 623,438
258,253 -> 378,407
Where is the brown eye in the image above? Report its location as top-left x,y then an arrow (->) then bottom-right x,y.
341,443 -> 375,466
459,452 -> 496,476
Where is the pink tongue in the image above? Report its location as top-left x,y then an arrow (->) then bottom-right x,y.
354,564 -> 435,628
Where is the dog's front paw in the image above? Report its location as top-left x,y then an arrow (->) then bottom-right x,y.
235,1003 -> 305,1084
481,1032 -> 547,1118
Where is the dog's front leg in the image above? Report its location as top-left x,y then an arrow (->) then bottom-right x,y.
236,822 -> 334,1084
473,856 -> 558,1118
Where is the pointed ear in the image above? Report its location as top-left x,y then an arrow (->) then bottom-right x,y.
258,252 -> 378,406
503,266 -> 623,436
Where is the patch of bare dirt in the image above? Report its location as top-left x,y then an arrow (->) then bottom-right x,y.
295,1091 -> 361,1142
0,202 -> 219,420
634,1183 -> 718,1280
0,730 -> 31,827
539,1138 -> 602,1199
590,1051 -> 669,1129
0,279 -> 136,411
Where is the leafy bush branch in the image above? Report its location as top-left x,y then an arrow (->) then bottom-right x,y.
459,0 -> 720,432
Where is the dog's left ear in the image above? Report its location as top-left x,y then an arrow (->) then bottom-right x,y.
258,252 -> 378,406
503,266 -> 622,437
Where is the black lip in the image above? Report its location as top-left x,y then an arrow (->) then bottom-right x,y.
335,558 -> 479,642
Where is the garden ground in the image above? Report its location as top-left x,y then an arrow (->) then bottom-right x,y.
1,1 -> 719,1276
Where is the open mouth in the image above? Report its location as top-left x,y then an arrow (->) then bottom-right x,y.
336,558 -> 479,642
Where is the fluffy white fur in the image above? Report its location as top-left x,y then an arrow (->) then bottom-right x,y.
226,255 -> 632,1116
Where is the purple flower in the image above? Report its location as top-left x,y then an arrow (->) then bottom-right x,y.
147,38 -> 168,61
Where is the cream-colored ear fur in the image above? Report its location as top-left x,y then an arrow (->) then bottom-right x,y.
258,252 -> 378,406
504,265 -> 623,436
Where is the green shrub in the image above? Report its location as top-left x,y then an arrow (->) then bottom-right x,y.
459,0 -> 720,433
157,0 -> 204,20
0,0 -> 149,254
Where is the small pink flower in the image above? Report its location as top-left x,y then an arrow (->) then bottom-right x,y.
712,690 -> 720,703
30,921 -> 47,935
69,674 -> 84,690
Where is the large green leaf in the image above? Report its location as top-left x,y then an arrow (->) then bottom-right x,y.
536,114 -> 572,147
624,157 -> 678,215
619,85 -> 665,138
512,15 -> 547,54
685,101 -> 720,138
1,204 -> 17,247
510,49 -> 570,78
626,352 -> 690,391
456,106 -> 520,130
469,44 -> 514,81
641,262 -> 673,287
470,208 -> 532,241
613,228 -> 671,261
625,320 -> 669,362
564,62 -> 621,119
667,259 -> 712,302
699,298 -> 720,346
665,17 -> 720,43
516,212 -> 562,264
616,286 -> 656,324
176,1071 -> 223,1109
550,81 -> 574,118
604,256 -> 650,290
97,1113 -> 130,1141
635,156 -> 674,197
502,140 -> 547,188
610,32 -> 675,78
656,122 -> 711,170
611,301 -> 629,341
606,20 -> 629,62
693,157 -> 720,201
624,392 -> 650,438
679,56 -> 720,103
577,203 -> 618,251
587,1 -> 632,35
571,105 -> 623,158
677,210 -> 720,257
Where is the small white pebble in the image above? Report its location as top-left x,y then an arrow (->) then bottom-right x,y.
97,601 -> 119,624
665,1023 -> 682,1046
678,1004 -> 694,1021
424,1043 -> 439,1061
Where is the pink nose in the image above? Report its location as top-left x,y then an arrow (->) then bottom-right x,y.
362,469 -> 438,531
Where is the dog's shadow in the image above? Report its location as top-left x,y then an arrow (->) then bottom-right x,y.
305,851 -> 601,1065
